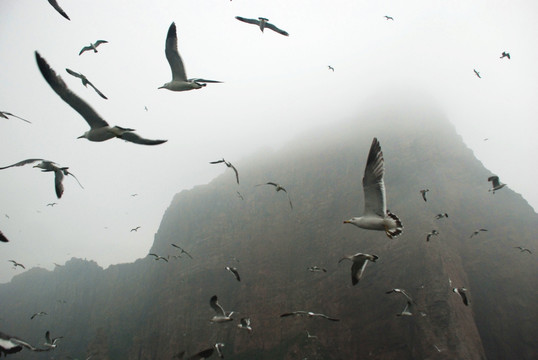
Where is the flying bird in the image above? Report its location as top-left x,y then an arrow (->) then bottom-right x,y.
130,226 -> 141,232
237,317 -> 252,332
328,65 -> 334,72
236,191 -> 244,200
0,331 -> 48,356
470,229 -> 488,238
0,110 -> 31,124
419,189 -> 429,202
235,16 -> 289,36
214,343 -> 224,358
46,203 -> 57,207
79,40 -> 108,55
308,266 -> 327,273
453,287 -> 469,306
131,193 -> 138,197
514,246 -> 532,254
159,22 -> 222,92
435,213 -> 448,219
0,231 -> 8,243
148,253 -> 168,262
386,288 -> 415,303
171,244 -> 193,259
338,253 -> 378,285
500,51 -> 510,59
47,0 -> 70,20
396,301 -> 413,316
65,69 -> 108,99
225,266 -> 241,281
44,331 -> 63,349
9,260 -> 25,269
488,176 -> 506,193
36,52 -> 167,145
384,15 -> 394,20
343,138 -> 403,238
426,230 -> 439,242
30,311 -> 48,320
210,295 -> 234,323
256,182 -> 293,209
210,158 -> 239,184
473,69 -> 481,78
280,311 -> 339,321
0,159 -> 83,198
306,330 -> 318,339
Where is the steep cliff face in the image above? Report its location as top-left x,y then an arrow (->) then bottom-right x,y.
0,103 -> 536,360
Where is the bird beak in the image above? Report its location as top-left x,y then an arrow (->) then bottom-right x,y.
343,220 -> 350,224
158,85 -> 164,89
77,135 -> 84,139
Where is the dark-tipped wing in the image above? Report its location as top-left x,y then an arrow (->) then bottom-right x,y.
189,78 -> 222,84
65,170 -> 84,189
229,164 -> 240,184
188,348 -> 214,360
86,81 -> 108,100
165,23 -> 188,81
45,331 -> 51,344
78,46 -> 93,56
47,0 -> 70,20
227,267 -> 241,281
119,131 -> 167,145
65,68 -> 83,79
0,230 -> 8,242
210,159 -> 225,164
0,158 -> 44,170
362,138 -> 386,216
35,52 -> 109,129
1,111 -> 32,123
94,40 -> 108,47
53,169 -> 65,198
488,176 -> 500,187
265,22 -> 289,36
210,295 -> 226,316
350,257 -> 369,285
235,16 -> 261,26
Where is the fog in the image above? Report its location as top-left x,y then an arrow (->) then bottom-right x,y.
0,0 -> 536,283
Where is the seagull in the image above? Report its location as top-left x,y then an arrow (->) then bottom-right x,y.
235,16 -> 289,36
396,301 -> 413,316
386,288 -> 415,303
514,246 -> 532,254
0,331 -> 48,356
419,189 -> 429,202
280,311 -> 339,321
46,203 -> 57,207
256,182 -> 293,209
237,317 -> 252,332
236,191 -> 244,200
500,51 -> 510,59
130,226 -> 141,232
470,228 -> 488,238
210,295 -> 234,323
488,176 -> 506,193
473,69 -> 481,78
343,138 -> 403,238
171,244 -> 193,259
0,230 -> 8,243
131,193 -> 138,197
225,266 -> 241,281
453,287 -> 469,306
30,311 -> 48,320
35,52 -> 167,145
306,330 -> 318,339
148,253 -> 168,262
159,22 -> 222,92
435,213 -> 448,219
338,253 -> 378,286
426,230 -> 439,242
210,159 -> 239,184
308,266 -> 327,273
0,159 -> 83,198
8,260 -> 25,269
65,69 -> 108,99
47,0 -> 70,20
79,40 -> 108,55
44,331 -> 63,349
328,65 -> 334,72
214,343 -> 224,358
0,111 -> 31,124
384,15 -> 394,20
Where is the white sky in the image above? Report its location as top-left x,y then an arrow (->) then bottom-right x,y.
0,0 -> 537,283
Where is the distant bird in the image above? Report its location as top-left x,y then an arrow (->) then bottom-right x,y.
0,331 -> 48,356
144,106 -> 148,112
214,343 -> 224,358
384,15 -> 394,20
386,288 -> 415,302
396,301 -> 413,316
426,230 -> 439,242
473,69 -> 481,78
338,253 -> 378,285
225,266 -> 241,281
159,22 -> 222,92
435,213 -> 448,219
8,260 -> 25,269
210,295 -> 234,323
343,138 -> 403,238
419,189 -> 429,202
47,0 -> 70,20
46,203 -> 57,207
44,331 -> 62,349
514,246 -> 532,254
488,176 -> 506,193
306,330 -> 318,339
235,16 -> 289,36
78,40 -> 108,55
280,311 -> 339,321
453,287 -> 469,306
328,65 -> 334,72
470,228 -> 488,238
148,253 -> 168,262
256,182 -> 293,209
308,266 -> 327,273
30,311 -> 47,320
0,159 -> 83,198
174,348 -> 215,360
130,226 -> 141,232
131,193 -> 138,197
0,110 -> 31,124
210,158 -> 239,184
4,214 -> 9,219
500,51 -> 510,59
236,191 -> 244,200
35,52 -> 167,145
65,69 -> 108,99
237,317 -> 252,332
171,244 -> 193,259
0,231 -> 8,243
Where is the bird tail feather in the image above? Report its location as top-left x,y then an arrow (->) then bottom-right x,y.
386,211 -> 403,238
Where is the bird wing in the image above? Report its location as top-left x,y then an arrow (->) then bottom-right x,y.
53,169 -> 65,199
210,295 -> 226,316
0,159 -> 45,170
47,0 -> 70,20
351,258 -> 368,285
189,78 -> 222,84
0,230 -> 8,243
65,171 -> 84,189
45,331 -> 51,344
420,190 -> 427,201
119,131 -> 167,145
78,46 -> 93,56
188,348 -> 214,360
488,176 -> 500,187
94,40 -> 108,47
231,268 -> 240,281
287,193 -> 293,209
65,68 -> 83,79
265,22 -> 289,36
85,80 -> 108,100
235,16 -> 261,26
229,163 -> 240,184
1,112 -> 31,123
210,159 -> 225,164
459,291 -> 469,306
35,52 -> 109,129
316,313 -> 339,321
165,23 -> 188,81
362,138 -> 386,216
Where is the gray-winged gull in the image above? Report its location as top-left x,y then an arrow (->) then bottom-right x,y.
0,231 -> 9,243
130,226 -> 141,232
9,260 -> 25,269
435,213 -> 448,219
514,246 -> 532,254
66,69 -> 108,99
79,40 -> 108,55
280,311 -> 339,321
256,182 -> 293,209
148,253 -> 168,262
171,244 -> 193,259
338,253 -> 378,285
0,111 -> 31,124
488,176 -> 506,193
0,331 -> 48,356
470,228 -> 487,238
235,16 -> 289,36
419,189 -> 429,202
210,158 -> 239,184
210,295 -> 234,323
30,312 -> 47,320
237,317 -> 252,332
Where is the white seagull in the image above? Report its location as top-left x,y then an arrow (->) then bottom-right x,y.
65,69 -> 108,99
47,0 -> 70,20
280,311 -> 339,321
210,295 -> 234,323
473,69 -> 481,78
210,158 -> 239,184
0,331 -> 48,356
435,213 -> 448,219
514,246 -> 532,254
237,317 -> 252,332
338,253 -> 378,285
488,176 -> 506,193
79,40 -> 108,55
148,253 -> 168,262
235,16 -> 289,36
36,52 -> 167,145
343,138 -> 403,238
214,343 -> 224,358
0,110 -> 31,124
396,301 -> 413,316
44,331 -> 63,349
159,22 -> 222,92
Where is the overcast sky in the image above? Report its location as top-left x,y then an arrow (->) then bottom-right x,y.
0,0 -> 536,283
